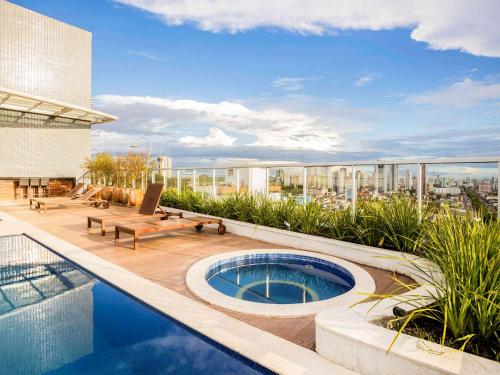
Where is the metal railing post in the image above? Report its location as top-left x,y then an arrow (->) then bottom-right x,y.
497,161 -> 500,219
351,165 -> 357,215
176,170 -> 181,193
303,167 -> 307,205
417,163 -> 422,223
212,169 -> 217,197
265,168 -> 269,197
193,170 -> 197,192
236,168 -> 240,194
163,171 -> 166,189
383,165 -> 387,193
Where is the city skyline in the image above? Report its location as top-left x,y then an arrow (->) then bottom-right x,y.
10,0 -> 500,167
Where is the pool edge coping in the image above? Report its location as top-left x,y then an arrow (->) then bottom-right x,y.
0,209 -> 356,375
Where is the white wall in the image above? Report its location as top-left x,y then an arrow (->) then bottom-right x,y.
0,1 -> 93,179
0,111 -> 91,178
0,1 -> 92,107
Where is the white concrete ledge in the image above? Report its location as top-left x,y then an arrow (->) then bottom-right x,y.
316,307 -> 499,375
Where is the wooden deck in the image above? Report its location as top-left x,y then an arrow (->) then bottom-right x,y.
0,201 -> 412,351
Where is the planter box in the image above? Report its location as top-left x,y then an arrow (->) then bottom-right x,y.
316,307 -> 499,375
163,206 -> 499,375
161,206 -> 424,281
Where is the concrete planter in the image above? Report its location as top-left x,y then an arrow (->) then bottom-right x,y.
163,206 -> 499,375
161,206 -> 424,280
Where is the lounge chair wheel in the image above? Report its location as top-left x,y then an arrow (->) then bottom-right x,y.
103,202 -> 110,209
218,224 -> 227,235
195,224 -> 203,232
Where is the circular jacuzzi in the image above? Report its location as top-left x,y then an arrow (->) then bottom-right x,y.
206,254 -> 355,304
187,249 -> 376,317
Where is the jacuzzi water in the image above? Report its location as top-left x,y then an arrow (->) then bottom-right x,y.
206,254 -> 355,304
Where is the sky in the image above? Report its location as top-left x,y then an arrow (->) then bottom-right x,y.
11,0 -> 500,167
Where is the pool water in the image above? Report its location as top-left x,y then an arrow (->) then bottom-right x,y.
206,254 -> 355,304
0,235 -> 273,375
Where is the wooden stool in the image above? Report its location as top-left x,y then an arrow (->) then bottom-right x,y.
17,178 -> 30,199
30,178 -> 41,198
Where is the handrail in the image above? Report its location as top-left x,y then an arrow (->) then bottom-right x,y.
153,156 -> 500,220
157,156 -> 500,171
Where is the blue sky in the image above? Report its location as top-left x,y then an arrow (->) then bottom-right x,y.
12,0 -> 500,167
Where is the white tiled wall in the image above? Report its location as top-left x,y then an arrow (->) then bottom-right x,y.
0,1 -> 93,179
0,1 -> 92,107
0,110 -> 91,178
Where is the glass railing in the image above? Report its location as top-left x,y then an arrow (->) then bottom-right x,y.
152,157 -> 499,218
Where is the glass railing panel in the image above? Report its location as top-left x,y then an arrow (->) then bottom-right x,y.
268,167 -> 304,202
378,164 -> 398,197
354,165 -> 379,202
161,169 -> 177,191
195,169 -> 214,197
396,164 -> 418,197
215,169 -> 237,196
310,165 -> 351,208
179,170 -> 193,192
234,167 -> 266,196
237,168 -> 248,194
306,166 -> 332,208
422,162 -> 498,218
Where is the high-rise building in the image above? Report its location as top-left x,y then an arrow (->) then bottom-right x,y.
334,168 -> 346,194
0,1 -> 116,198
404,170 -> 411,190
478,182 -> 492,193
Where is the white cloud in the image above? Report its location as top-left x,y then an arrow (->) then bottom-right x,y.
408,78 -> 500,108
180,127 -> 236,147
114,0 -> 500,58
126,50 -> 166,62
95,94 -> 342,151
354,73 -> 379,87
272,76 -> 322,91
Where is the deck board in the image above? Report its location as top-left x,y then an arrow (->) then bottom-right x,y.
0,201 -> 413,351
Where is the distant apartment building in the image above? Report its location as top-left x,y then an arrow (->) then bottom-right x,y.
432,186 -> 461,196
478,182 -> 492,193
0,1 -> 116,198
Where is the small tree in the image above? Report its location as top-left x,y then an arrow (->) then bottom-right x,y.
84,151 -> 156,188
83,153 -> 114,185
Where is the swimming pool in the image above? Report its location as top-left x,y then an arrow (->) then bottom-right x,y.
206,254 -> 355,304
0,235 -> 273,375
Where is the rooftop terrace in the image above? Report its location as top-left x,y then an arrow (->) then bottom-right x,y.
0,201 -> 411,351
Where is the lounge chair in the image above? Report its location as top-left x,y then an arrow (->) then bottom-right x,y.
114,216 -> 227,250
87,183 -> 182,236
29,182 -> 84,209
36,186 -> 107,213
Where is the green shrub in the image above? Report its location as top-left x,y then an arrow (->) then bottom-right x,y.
417,210 -> 499,357
375,209 -> 499,359
356,197 -> 434,253
295,202 -> 326,235
160,191 -> 435,254
323,207 -> 357,241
